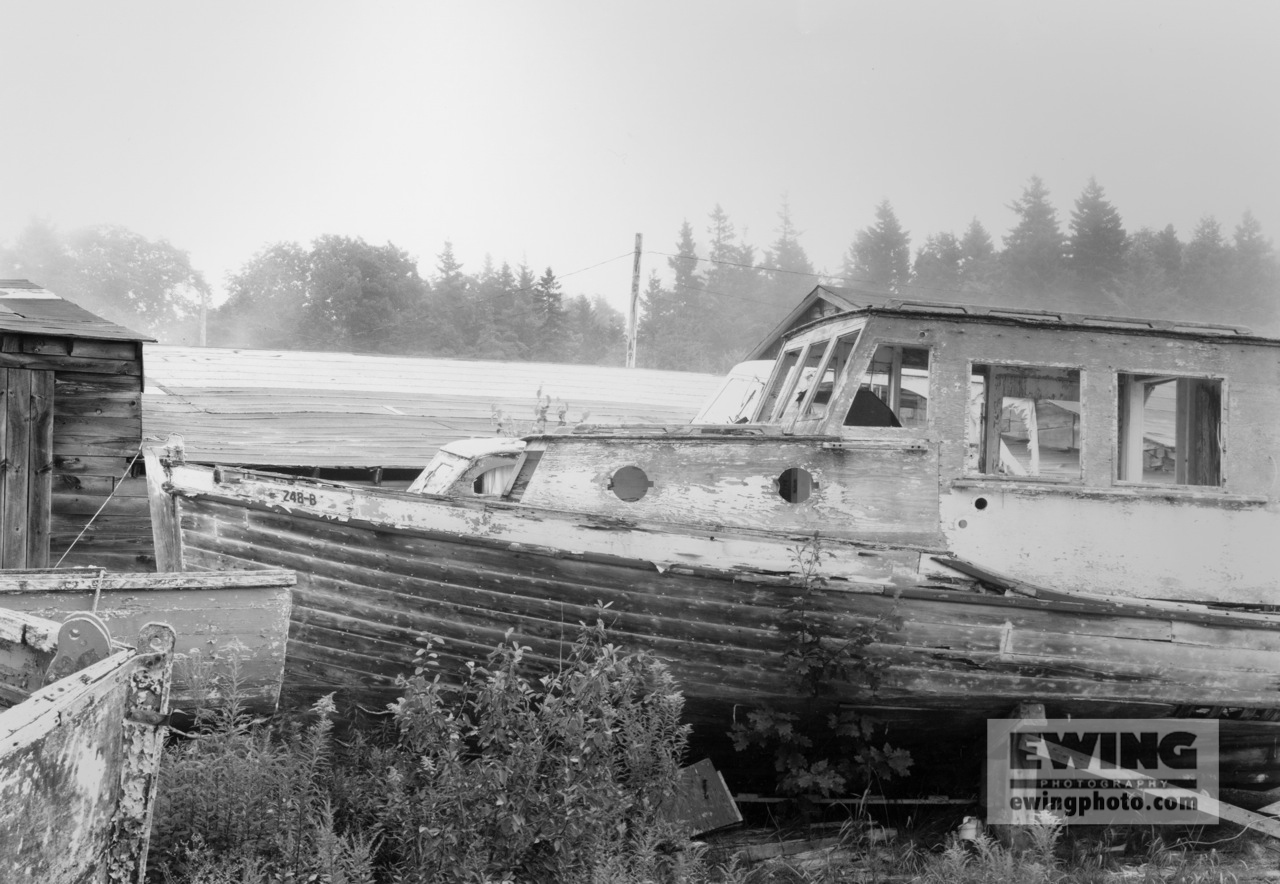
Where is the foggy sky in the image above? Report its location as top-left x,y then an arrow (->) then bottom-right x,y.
2,0 -> 1276,314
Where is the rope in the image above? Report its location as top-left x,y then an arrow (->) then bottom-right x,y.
54,446 -> 145,569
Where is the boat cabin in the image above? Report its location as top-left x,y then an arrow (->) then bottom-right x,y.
421,285 -> 1280,605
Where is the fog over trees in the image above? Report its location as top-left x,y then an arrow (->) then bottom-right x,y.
1,176 -> 1276,373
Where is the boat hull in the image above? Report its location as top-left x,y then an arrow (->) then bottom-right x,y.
0,569 -> 293,715
0,611 -> 176,882
150,461 -> 1280,789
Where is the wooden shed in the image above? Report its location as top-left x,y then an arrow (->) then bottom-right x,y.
0,280 -> 149,571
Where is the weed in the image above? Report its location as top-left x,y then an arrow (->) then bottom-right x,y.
729,534 -> 911,798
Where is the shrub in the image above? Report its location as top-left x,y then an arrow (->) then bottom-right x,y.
150,618 -> 696,884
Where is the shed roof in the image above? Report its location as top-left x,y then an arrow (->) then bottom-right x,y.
0,279 -> 150,342
142,345 -> 725,469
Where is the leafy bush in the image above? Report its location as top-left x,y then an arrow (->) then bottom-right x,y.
730,535 -> 911,797
150,619 -> 699,883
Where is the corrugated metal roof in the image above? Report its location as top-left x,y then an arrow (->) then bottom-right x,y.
142,345 -> 726,468
0,279 -> 151,341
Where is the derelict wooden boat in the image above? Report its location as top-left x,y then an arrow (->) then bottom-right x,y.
144,289 -> 1280,785
0,568 -> 295,715
144,445 -> 1280,783
0,606 -> 175,882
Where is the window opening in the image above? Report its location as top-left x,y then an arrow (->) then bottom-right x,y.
777,342 -> 829,423
845,345 -> 930,429
1117,374 -> 1221,486
802,331 -> 861,420
756,347 -> 802,422
970,364 -> 1081,480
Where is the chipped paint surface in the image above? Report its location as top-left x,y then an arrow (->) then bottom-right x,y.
0,619 -> 175,884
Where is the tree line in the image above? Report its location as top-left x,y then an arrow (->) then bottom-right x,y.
639,178 -> 1279,371
1,175 -> 1276,374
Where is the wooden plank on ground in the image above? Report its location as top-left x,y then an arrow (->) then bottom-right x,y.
659,758 -> 743,837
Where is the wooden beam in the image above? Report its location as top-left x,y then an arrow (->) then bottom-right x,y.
1030,735 -> 1280,840
142,447 -> 183,571
0,568 -> 295,592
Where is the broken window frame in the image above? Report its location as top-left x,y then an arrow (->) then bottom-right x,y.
846,342 -> 932,431
800,329 -> 862,422
754,346 -> 805,423
775,339 -> 834,425
1115,372 -> 1225,487
967,361 -> 1084,483
757,317 -> 871,430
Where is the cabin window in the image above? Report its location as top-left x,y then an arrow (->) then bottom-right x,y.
801,331 -> 861,420
776,342 -> 830,423
1117,374 -> 1222,486
969,364 -> 1081,480
845,345 -> 930,429
756,347 -> 802,422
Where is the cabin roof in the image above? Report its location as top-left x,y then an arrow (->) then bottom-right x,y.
746,284 -> 1271,360
0,279 -> 150,342
142,345 -> 725,469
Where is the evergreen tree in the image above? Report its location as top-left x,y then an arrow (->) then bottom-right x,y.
1179,216 -> 1232,314
911,232 -> 963,294
1119,227 -> 1180,314
1068,177 -> 1128,298
533,267 -> 566,359
763,199 -> 815,278
703,205 -> 752,364
564,294 -> 624,365
761,199 -> 817,322
958,218 -> 1000,297
473,260 -> 527,360
843,200 -> 911,292
1151,224 -> 1184,283
1231,211 -> 1278,326
1002,175 -> 1067,302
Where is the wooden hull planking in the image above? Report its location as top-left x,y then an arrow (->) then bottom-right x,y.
151,463 -> 1280,751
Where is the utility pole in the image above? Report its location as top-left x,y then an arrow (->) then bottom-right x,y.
625,233 -> 642,368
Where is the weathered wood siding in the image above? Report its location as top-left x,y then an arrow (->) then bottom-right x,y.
46,338 -> 147,572
844,313 -> 1280,602
516,435 -> 943,547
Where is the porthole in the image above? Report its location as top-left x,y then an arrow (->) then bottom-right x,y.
777,467 -> 815,503
609,466 -> 652,502
974,497 -> 988,510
